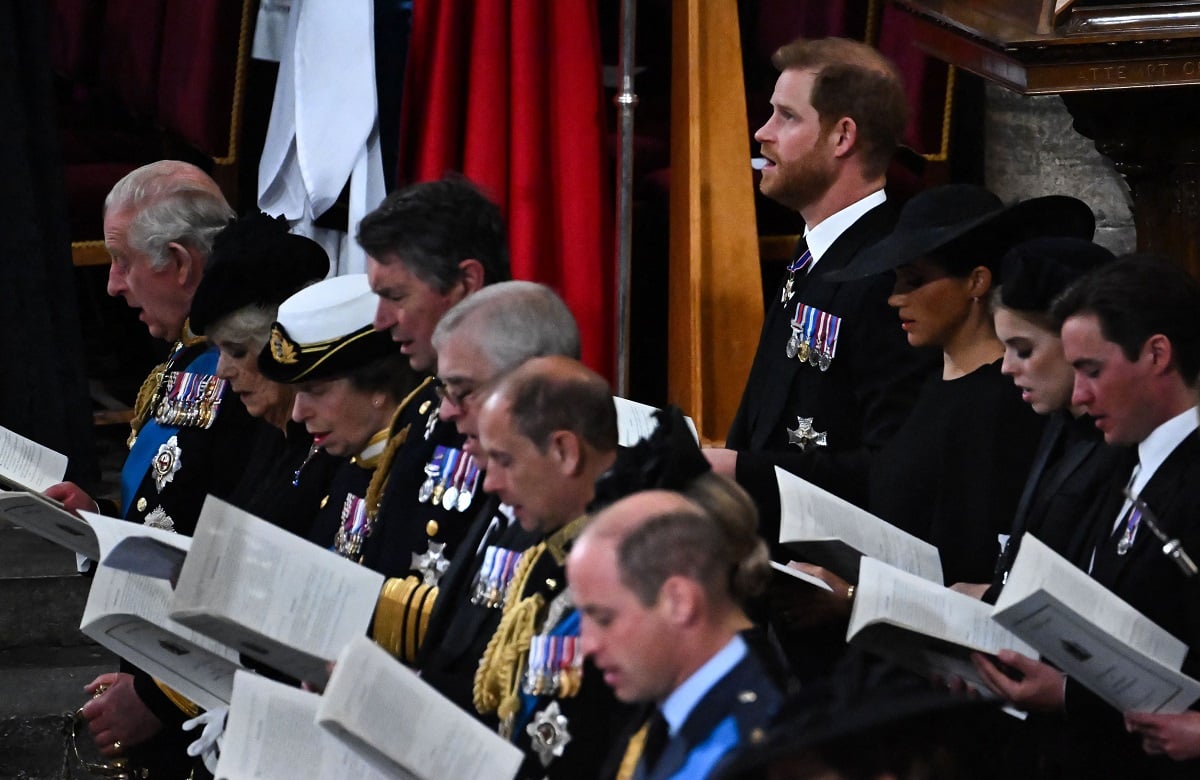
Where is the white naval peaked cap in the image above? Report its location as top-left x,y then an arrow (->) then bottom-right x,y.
275,273 -> 376,345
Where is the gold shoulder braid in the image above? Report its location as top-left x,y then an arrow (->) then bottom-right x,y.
363,401 -> 412,521
154,679 -> 201,719
473,540 -> 547,737
472,514 -> 591,738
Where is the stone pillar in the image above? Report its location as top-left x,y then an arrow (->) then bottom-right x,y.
983,83 -> 1136,255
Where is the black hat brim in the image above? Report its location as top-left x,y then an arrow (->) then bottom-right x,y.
825,195 -> 1095,282
258,322 -> 400,384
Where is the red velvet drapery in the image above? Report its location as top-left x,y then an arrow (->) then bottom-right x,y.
397,0 -> 615,382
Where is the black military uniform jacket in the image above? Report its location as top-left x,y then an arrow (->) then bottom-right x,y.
474,516 -> 635,780
369,379 -> 475,577
122,340 -> 257,535
727,203 -> 936,529
418,494 -> 540,711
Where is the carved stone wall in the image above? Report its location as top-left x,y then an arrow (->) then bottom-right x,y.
983,83 -> 1136,254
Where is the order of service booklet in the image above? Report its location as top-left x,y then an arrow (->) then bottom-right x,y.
776,466 -> 943,584
993,534 -> 1200,714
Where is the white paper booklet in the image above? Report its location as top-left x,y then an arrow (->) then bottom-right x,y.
612,397 -> 700,446
79,511 -> 243,711
0,490 -> 100,560
169,496 -> 385,685
993,534 -> 1200,713
770,560 -> 835,592
216,671 -> 401,780
0,424 -> 67,492
848,557 -> 1036,692
776,467 -> 943,584
318,636 -> 524,780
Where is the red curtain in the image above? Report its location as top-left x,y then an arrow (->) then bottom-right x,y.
397,0 -> 615,382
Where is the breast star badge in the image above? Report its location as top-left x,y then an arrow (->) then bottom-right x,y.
786,416 -> 827,450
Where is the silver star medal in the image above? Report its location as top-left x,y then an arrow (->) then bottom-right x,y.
411,541 -> 450,586
143,506 -> 175,532
527,701 -> 572,768
152,435 -> 183,492
787,416 -> 827,451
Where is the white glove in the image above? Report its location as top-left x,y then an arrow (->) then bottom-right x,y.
183,706 -> 229,775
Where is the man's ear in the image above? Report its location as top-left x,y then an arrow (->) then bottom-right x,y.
1143,333 -> 1175,375
830,116 -> 858,160
658,576 -> 702,628
165,241 -> 203,288
458,258 -> 486,296
549,430 -> 582,476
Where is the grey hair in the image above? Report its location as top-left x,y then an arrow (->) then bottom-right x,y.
206,304 -> 278,353
105,160 -> 234,270
431,280 -> 580,374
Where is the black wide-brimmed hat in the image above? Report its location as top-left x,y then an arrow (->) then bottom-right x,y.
824,184 -> 1095,282
998,236 -> 1115,312
189,211 -> 330,336
258,273 -> 399,383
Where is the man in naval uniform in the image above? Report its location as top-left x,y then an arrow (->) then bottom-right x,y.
471,356 -> 633,779
347,177 -> 511,594
569,476 -> 786,780
370,282 -> 581,694
705,38 -> 936,522
47,160 -> 256,779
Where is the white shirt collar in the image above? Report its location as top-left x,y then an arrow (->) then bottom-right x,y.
660,634 -> 746,735
1133,406 -> 1199,495
804,189 -> 887,269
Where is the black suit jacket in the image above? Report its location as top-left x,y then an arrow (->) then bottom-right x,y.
728,203 -> 936,531
1059,430 -> 1200,779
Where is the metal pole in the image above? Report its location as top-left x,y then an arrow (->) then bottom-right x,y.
614,0 -> 638,398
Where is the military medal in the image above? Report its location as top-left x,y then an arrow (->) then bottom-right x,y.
156,372 -> 227,429
790,304 -> 842,371
471,546 -> 523,608
1116,505 -> 1142,556
434,448 -> 460,507
333,494 -> 370,559
787,416 -> 827,450
526,701 -> 572,768
442,449 -> 468,511
418,446 -> 447,503
152,436 -> 183,493
457,458 -> 480,512
780,248 -> 813,307
411,540 -> 450,586
143,506 -> 174,532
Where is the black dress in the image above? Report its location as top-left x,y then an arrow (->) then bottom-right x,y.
869,360 -> 1045,586
226,417 -> 339,538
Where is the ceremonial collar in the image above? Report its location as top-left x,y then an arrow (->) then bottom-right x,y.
351,427 -> 392,470
544,513 -> 590,566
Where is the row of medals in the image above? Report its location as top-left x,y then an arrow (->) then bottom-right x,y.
785,304 -> 839,372
156,371 -> 227,429
470,545 -> 522,609
523,634 -> 584,698
418,446 -> 480,513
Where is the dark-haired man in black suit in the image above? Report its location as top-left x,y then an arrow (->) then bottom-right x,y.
975,256 -> 1200,779
708,37 -> 934,525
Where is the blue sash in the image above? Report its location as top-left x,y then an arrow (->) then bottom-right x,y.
120,346 -> 220,517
